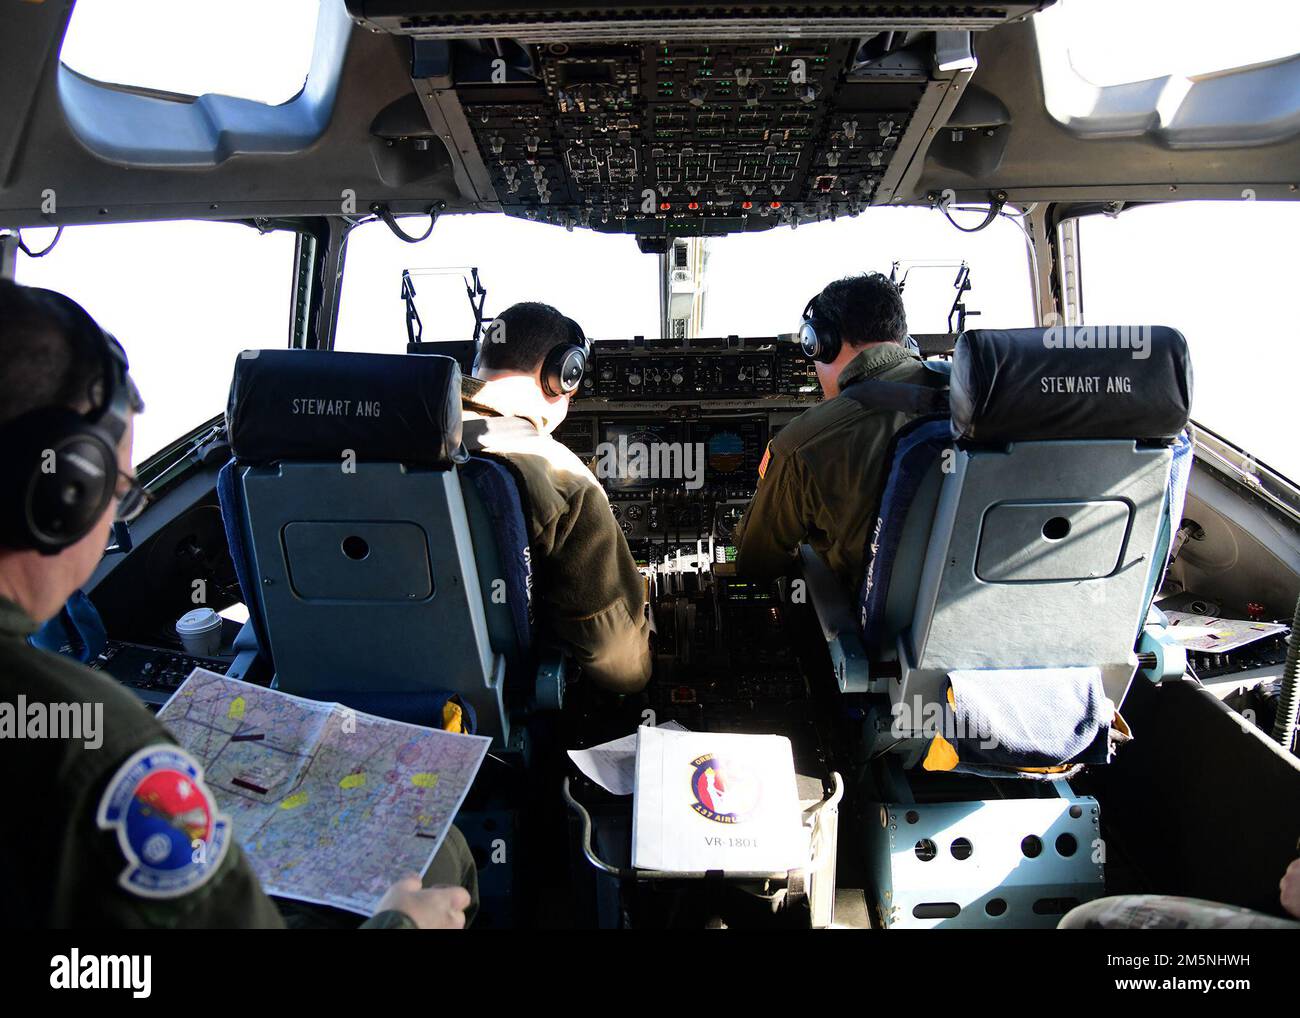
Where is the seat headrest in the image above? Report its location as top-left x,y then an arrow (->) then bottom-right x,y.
950,326 -> 1192,444
227,350 -> 465,467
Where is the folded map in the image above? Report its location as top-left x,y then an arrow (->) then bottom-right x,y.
158,669 -> 489,915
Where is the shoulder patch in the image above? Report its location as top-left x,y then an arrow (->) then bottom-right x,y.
96,745 -> 231,900
758,441 -> 773,479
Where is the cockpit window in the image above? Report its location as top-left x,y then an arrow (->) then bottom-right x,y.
1048,0 -> 1300,85
702,206 -> 1034,336
60,0 -> 321,105
335,214 -> 661,349
14,221 -> 295,465
337,206 -> 1033,351
1077,200 -> 1300,483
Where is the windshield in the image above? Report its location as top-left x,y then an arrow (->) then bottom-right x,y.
701,206 -> 1034,336
337,205 -> 1033,350
14,221 -> 295,464
1077,200 -> 1300,482
336,214 -> 660,351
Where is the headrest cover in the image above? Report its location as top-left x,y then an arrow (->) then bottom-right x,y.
950,326 -> 1192,443
227,350 -> 465,467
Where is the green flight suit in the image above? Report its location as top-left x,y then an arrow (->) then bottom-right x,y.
733,342 -> 947,597
461,375 -> 652,693
0,596 -> 476,928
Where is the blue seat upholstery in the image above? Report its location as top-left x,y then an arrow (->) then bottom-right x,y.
824,326 -> 1193,768
216,348 -> 535,747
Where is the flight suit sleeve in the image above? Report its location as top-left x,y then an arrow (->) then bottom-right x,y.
74,740 -> 288,930
733,441 -> 810,581
534,480 -> 652,693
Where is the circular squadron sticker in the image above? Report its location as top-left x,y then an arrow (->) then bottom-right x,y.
689,753 -> 762,824
96,745 -> 231,899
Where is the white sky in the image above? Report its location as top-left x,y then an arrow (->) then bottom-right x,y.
15,0 -> 1300,478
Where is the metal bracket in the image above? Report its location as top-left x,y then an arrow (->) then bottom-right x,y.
1138,624 -> 1188,683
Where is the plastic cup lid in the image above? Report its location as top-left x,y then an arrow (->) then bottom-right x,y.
176,608 -> 222,634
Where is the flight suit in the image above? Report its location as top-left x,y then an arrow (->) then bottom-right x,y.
461,376 -> 652,693
0,596 -> 477,929
734,342 -> 947,597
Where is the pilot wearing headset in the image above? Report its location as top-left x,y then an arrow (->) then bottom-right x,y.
461,301 -> 652,693
733,272 -> 948,598
0,280 -> 474,929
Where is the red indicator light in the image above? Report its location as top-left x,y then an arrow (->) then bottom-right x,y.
770,201 -> 782,209
688,201 -> 700,210
660,202 -> 671,211
741,201 -> 753,209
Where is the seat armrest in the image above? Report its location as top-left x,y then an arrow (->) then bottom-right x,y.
225,620 -> 263,682
797,544 -> 874,694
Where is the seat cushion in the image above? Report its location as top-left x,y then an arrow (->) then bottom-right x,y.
859,417 -> 950,652
462,456 -> 534,658
216,459 -> 272,663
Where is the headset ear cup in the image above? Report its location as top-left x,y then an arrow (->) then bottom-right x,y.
0,408 -> 118,553
541,335 -> 588,397
30,432 -> 118,553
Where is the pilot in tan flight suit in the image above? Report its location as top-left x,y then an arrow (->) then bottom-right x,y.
460,301 -> 653,693
733,272 -> 947,598
0,280 -> 475,929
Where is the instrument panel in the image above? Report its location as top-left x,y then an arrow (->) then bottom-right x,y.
557,337 -> 820,551
445,37 -> 929,236
578,336 -> 819,398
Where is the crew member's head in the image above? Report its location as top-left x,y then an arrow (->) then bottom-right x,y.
0,280 -> 144,623
801,272 -> 908,397
473,301 -> 588,431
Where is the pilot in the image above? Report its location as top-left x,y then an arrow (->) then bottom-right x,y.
0,280 -> 474,929
461,301 -> 652,693
733,272 -> 946,597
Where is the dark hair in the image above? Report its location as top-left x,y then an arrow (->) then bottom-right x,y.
0,279 -> 141,427
478,301 -> 574,376
818,272 -> 908,348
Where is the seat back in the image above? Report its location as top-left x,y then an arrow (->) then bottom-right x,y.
860,326 -> 1194,748
218,348 -> 530,745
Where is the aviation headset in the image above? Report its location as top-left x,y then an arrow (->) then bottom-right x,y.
796,290 -> 843,364
541,315 -> 590,397
797,279 -> 920,363
474,309 -> 591,398
0,289 -> 135,555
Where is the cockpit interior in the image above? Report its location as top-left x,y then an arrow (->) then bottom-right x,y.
2,0 -> 1299,937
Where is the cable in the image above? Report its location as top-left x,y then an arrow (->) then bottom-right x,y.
371,204 -> 437,244
937,196 -> 1005,234
14,227 -> 64,258
1272,594 -> 1300,751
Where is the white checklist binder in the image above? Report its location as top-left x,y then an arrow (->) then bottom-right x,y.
632,727 -> 805,874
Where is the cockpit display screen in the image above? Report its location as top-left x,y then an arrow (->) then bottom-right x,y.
597,419 -> 688,492
690,416 -> 768,485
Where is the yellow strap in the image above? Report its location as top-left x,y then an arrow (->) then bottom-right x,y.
922,734 -> 959,771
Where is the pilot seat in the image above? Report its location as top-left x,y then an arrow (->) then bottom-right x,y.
215,348 -> 564,749
801,324 -> 1193,928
